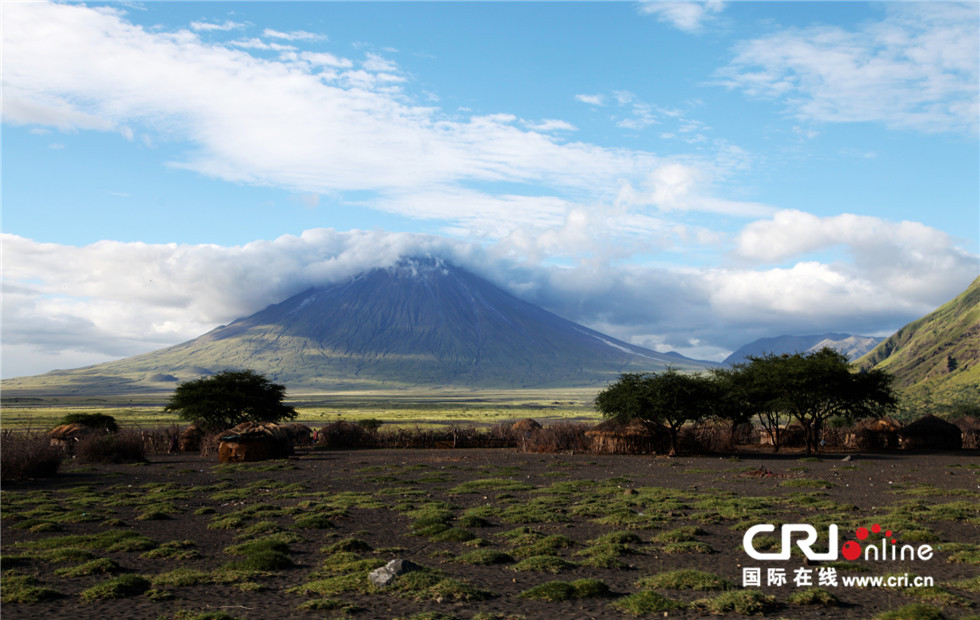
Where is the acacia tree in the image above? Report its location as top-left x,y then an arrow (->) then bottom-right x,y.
164,369 -> 297,432
708,367 -> 756,452
776,348 -> 896,454
734,354 -> 795,452
595,368 -> 714,456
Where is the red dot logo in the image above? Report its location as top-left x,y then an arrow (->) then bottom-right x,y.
871,524 -> 881,534
841,540 -> 862,561
856,526 -> 869,540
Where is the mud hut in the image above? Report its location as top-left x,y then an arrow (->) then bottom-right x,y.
179,424 -> 204,452
759,423 -> 806,449
953,416 -> 980,450
48,423 -> 98,450
898,414 -> 962,451
512,418 -> 542,435
586,418 -> 670,455
846,416 -> 904,450
281,423 -> 313,446
218,422 -> 293,463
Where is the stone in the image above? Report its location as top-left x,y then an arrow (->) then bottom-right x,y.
368,559 -> 422,587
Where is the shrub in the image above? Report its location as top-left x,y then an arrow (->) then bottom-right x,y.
519,423 -> 591,454
317,421 -> 379,449
0,433 -> 62,481
75,430 -> 145,464
356,418 -> 384,432
59,413 -> 119,432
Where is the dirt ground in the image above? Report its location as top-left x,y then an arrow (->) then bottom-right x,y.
2,446 -> 979,619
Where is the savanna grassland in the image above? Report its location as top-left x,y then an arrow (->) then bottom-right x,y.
2,442 -> 979,620
0,388 -> 603,432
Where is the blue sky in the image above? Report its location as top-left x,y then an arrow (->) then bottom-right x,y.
3,1 -> 978,379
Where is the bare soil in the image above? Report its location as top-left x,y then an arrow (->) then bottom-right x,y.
2,447 -> 979,619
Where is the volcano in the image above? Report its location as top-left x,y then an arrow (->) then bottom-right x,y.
5,257 -> 713,394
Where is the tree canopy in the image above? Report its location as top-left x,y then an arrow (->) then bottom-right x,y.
594,349 -> 897,455
164,369 -> 297,432
595,368 -> 715,456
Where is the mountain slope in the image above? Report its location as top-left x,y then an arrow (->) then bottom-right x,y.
857,277 -> 980,411
723,333 -> 883,366
3,258 -> 712,395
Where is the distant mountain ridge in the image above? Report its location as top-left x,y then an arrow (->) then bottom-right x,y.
857,277 -> 979,411
2,257 -> 713,395
723,333 -> 883,366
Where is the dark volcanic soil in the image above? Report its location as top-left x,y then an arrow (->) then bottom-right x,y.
2,447 -> 979,620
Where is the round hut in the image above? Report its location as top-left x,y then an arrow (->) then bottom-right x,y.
953,416 -> 980,450
846,416 -> 904,450
179,424 -> 204,452
281,423 -> 313,446
586,418 -> 670,455
511,418 -> 542,435
218,422 -> 293,463
898,414 -> 962,451
47,423 -> 97,450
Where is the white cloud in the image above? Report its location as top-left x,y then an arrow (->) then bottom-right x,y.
4,225 -> 975,378
2,1 -> 677,239
263,28 -> 324,42
525,119 -> 577,132
734,209 -> 979,300
638,1 -> 726,33
717,3 -> 979,135
575,94 -> 606,106
190,20 -> 245,32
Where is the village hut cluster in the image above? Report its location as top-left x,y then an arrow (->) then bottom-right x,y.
54,411 -> 972,464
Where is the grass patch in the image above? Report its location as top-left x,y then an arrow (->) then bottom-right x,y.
450,478 -> 534,494
455,549 -> 513,565
53,557 -> 121,577
636,569 -> 731,591
0,571 -> 63,604
519,578 -> 611,601
661,541 -> 714,554
511,555 -> 576,573
788,587 -> 841,606
611,590 -> 683,615
694,589 -> 779,615
79,574 -> 151,602
873,603 -> 947,620
902,586 -> 971,607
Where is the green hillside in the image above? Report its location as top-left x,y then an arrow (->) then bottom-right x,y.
857,277 -> 980,416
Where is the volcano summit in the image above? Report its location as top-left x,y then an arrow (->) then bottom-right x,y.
5,257 -> 712,394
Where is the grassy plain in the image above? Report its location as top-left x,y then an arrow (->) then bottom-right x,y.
0,388 -> 603,432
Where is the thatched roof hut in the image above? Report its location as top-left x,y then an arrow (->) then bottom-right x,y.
179,424 -> 203,452
585,418 -> 670,455
846,416 -> 904,450
511,418 -> 542,435
48,423 -> 98,449
218,422 -> 293,463
281,423 -> 313,445
898,414 -> 962,451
